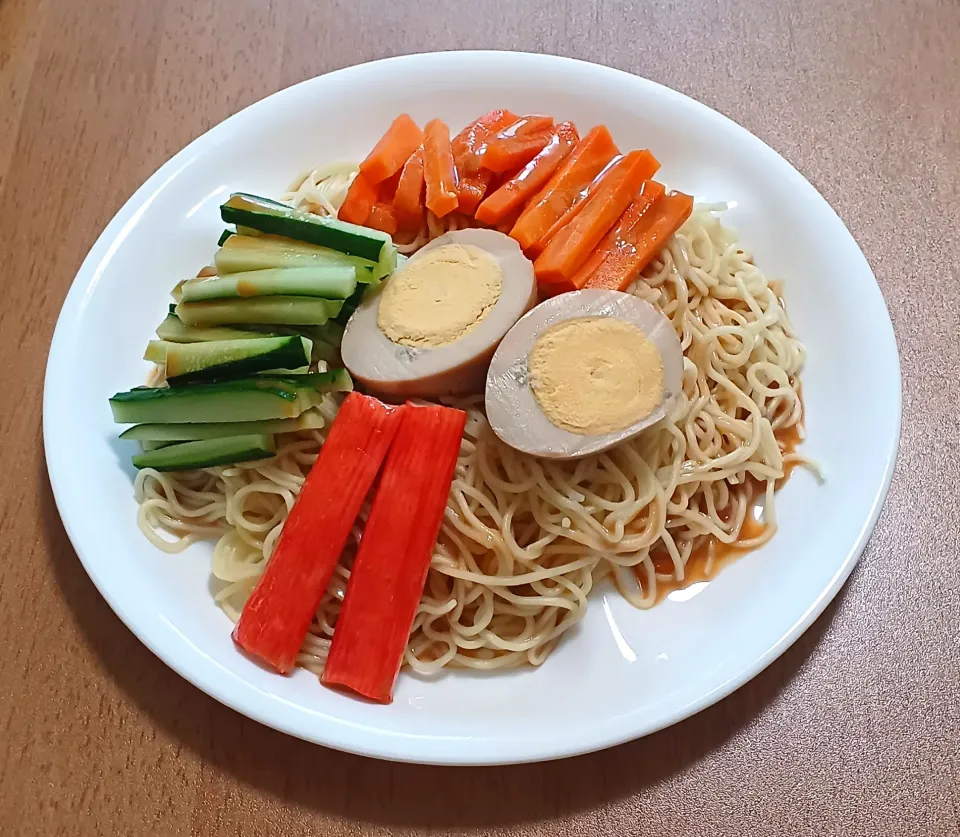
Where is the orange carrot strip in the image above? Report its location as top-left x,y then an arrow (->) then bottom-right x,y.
359,114 -> 424,185
509,126 -> 621,253
584,191 -> 694,292
568,180 -> 666,288
393,147 -> 425,231
474,122 -> 579,225
495,205 -> 524,235
533,149 -> 658,289
423,119 -> 459,218
337,171 -> 379,225
482,128 -> 553,173
366,202 -> 398,236
453,109 -> 518,214
529,148 -> 659,258
455,109 -> 518,176
377,169 -> 403,202
480,114 -> 554,166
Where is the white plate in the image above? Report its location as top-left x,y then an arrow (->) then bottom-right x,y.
43,51 -> 901,765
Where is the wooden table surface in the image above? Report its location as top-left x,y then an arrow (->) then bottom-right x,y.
2,0 -> 959,834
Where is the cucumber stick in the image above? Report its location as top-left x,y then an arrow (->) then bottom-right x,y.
110,380 -> 303,423
132,434 -> 276,471
110,372 -> 351,424
157,336 -> 313,384
176,296 -> 343,327
255,369 -> 353,393
155,314 -> 274,344
215,233 -> 378,281
220,193 -> 397,275
120,409 -> 326,442
180,266 -> 357,303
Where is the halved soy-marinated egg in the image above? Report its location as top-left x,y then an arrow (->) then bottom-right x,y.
485,289 -> 683,459
340,228 -> 536,398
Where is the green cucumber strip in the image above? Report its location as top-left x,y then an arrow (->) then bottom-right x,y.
217,229 -> 235,246
221,193 -> 393,264
164,336 -> 312,384
176,296 -> 343,327
119,410 -> 326,442
132,434 -> 276,471
140,440 -> 176,451
256,368 -> 353,393
215,233 -> 378,280
110,380 -> 305,424
335,283 -> 367,325
155,314 -> 273,343
180,266 -> 357,303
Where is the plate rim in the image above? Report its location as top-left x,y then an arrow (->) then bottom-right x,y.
42,50 -> 902,765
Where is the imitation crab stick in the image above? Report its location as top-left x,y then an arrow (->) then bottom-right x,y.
232,393 -> 404,674
584,190 -> 694,292
393,147 -> 425,230
337,171 -> 379,226
474,122 -> 579,226
533,149 -> 659,289
423,119 -> 459,218
453,109 -> 518,214
567,180 -> 666,289
508,126 -> 620,253
359,114 -> 424,185
322,402 -> 466,703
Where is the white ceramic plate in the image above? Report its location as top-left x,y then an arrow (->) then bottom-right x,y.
44,51 -> 901,765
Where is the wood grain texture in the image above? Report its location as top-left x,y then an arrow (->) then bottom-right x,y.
1,0 -> 959,834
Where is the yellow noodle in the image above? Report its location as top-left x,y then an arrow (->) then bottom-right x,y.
136,166 -> 808,674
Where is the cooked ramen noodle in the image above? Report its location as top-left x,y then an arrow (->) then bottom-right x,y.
135,163 -> 812,675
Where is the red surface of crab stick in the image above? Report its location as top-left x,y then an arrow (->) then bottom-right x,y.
233,394 -> 404,674
322,402 -> 467,703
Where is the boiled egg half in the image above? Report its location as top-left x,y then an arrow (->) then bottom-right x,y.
340,228 -> 536,398
485,289 -> 683,459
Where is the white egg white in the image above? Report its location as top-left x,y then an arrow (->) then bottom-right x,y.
340,228 -> 536,399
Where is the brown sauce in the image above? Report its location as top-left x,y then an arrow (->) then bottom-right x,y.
641,397 -> 806,604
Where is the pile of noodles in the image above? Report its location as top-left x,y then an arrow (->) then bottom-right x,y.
135,163 -> 810,674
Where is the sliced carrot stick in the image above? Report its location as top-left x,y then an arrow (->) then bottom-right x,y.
393,147 -> 425,231
337,171 -> 379,225
509,126 -> 621,253
474,122 -> 579,225
233,394 -> 404,674
322,403 -> 467,704
359,114 -> 424,185
423,119 -> 459,218
454,109 -> 518,176
495,205 -> 524,234
453,109 -> 518,214
568,180 -> 666,288
482,127 -> 554,173
366,202 -> 398,236
480,116 -> 553,172
376,169 -> 403,202
533,149 -> 659,289
528,148 -> 659,258
584,191 -> 694,292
